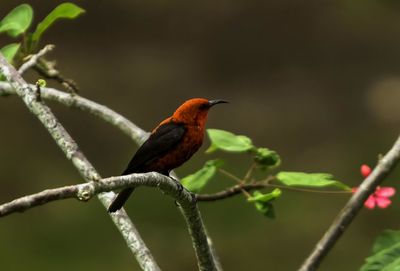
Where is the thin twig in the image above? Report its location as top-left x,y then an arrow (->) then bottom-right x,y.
218,169 -> 351,198
197,182 -> 350,202
34,58 -> 79,93
0,55 -> 161,271
197,183 -> 268,201
243,162 -> 257,182
18,45 -> 55,75
218,168 -> 252,197
299,135 -> 400,271
218,168 -> 242,183
265,183 -> 351,194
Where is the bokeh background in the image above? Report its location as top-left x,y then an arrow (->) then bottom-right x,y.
1,1 -> 400,270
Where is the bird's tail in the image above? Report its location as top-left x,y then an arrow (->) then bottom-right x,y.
108,188 -> 135,213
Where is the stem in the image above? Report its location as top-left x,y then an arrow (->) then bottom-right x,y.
243,162 -> 257,182
218,169 -> 252,197
197,183 -> 269,202
218,169 -> 351,197
265,183 -> 351,194
18,45 -> 55,75
218,168 -> 242,183
299,135 -> 400,271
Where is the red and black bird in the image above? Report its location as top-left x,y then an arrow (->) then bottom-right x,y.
108,98 -> 227,213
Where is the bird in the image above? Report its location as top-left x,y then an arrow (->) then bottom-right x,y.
108,98 -> 228,213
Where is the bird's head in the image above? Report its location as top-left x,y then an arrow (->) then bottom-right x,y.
172,98 -> 228,126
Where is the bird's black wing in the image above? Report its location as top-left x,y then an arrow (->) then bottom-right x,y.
109,121 -> 185,213
122,121 -> 186,174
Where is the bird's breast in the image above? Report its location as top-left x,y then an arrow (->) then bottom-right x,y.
145,125 -> 204,173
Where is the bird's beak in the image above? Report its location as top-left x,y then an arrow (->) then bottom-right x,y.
208,99 -> 228,107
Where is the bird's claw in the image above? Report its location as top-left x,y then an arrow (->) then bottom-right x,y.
169,175 -> 184,193
190,192 -> 197,203
169,176 -> 196,203
175,181 -> 184,193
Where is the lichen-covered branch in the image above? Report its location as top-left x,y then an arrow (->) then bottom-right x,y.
0,81 -> 148,144
0,173 -> 185,216
0,172 -> 219,271
178,199 -> 218,271
0,174 -> 265,216
0,54 -> 161,271
299,134 -> 400,271
0,185 -> 81,216
18,45 -> 55,75
34,58 -> 80,93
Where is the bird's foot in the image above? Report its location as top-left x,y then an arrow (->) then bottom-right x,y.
168,175 -> 196,203
168,175 -> 184,193
189,192 -> 197,203
175,180 -> 184,193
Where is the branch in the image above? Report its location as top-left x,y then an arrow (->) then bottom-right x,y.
196,182 -> 350,202
0,172 -> 220,271
0,55 -> 161,271
197,183 -> 268,201
4,179 -> 346,216
0,81 -> 148,144
0,173 -> 189,216
34,58 -> 80,93
0,174 -> 265,215
299,135 -> 400,271
18,45 -> 55,75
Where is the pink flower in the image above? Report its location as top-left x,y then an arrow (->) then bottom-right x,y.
360,164 -> 372,178
352,164 -> 396,209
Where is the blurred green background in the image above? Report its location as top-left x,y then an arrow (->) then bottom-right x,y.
1,1 -> 400,270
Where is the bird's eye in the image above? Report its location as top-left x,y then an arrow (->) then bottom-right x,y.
199,103 -> 209,110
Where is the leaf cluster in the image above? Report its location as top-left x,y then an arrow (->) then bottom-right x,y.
0,3 -> 84,66
182,129 -> 350,219
361,230 -> 400,271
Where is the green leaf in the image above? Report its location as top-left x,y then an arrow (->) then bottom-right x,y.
181,159 -> 224,192
31,2 -> 85,43
0,4 -> 33,37
206,129 -> 254,153
254,201 -> 276,219
254,147 -> 281,168
0,43 -> 20,63
381,258 -> 400,271
247,189 -> 282,203
276,171 -> 350,190
248,189 -> 281,219
360,230 -> 400,271
0,43 -> 20,80
373,230 -> 400,254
